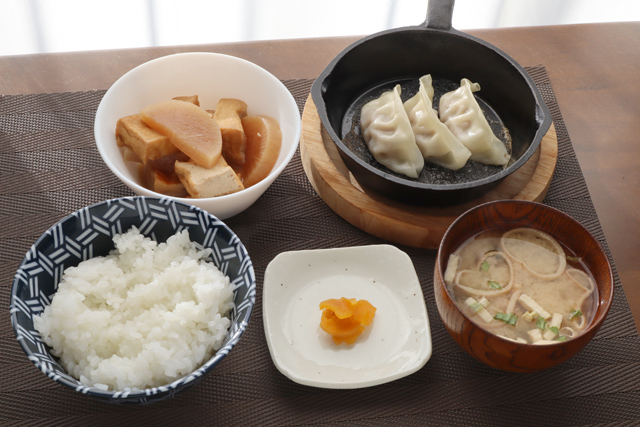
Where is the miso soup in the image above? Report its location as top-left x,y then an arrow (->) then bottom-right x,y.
444,227 -> 598,344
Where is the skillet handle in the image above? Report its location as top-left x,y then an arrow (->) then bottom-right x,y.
425,0 -> 455,30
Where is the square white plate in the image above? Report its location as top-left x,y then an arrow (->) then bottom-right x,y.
263,244 -> 432,389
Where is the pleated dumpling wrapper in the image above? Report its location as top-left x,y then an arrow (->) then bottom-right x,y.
404,75 -> 472,170
439,78 -> 510,166
360,85 -> 424,178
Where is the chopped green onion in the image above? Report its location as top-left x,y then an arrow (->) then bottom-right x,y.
536,317 -> 547,330
469,302 -> 484,313
555,336 -> 568,342
549,326 -> 560,335
494,312 -> 518,326
480,261 -> 490,271
487,280 -> 502,290
566,255 -> 582,263
569,309 -> 583,320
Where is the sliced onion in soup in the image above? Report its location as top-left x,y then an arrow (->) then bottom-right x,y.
499,228 -> 566,279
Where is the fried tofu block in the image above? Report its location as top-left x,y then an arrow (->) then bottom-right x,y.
146,151 -> 190,176
115,114 -> 179,164
172,95 -> 200,106
122,146 -> 142,163
145,163 -> 189,198
175,157 -> 244,198
132,161 -> 146,186
214,98 -> 248,166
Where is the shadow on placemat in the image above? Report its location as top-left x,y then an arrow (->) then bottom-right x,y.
1,66 -> 639,426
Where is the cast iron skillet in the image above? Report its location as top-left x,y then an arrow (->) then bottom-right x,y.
311,0 -> 552,206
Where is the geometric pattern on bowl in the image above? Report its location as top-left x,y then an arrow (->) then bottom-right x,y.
10,196 -> 256,404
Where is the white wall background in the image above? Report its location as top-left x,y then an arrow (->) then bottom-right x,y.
1,0 -> 638,56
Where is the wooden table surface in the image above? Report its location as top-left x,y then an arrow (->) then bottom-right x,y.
1,22 -> 639,331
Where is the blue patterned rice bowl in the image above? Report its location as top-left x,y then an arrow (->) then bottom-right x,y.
10,196 -> 256,404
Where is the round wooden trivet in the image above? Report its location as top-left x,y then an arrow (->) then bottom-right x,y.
300,95 -> 558,249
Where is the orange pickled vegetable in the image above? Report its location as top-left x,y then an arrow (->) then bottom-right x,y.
319,297 -> 376,345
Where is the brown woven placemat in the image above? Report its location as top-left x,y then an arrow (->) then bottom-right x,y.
2,66 -> 640,426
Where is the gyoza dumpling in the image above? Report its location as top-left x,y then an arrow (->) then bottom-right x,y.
360,85 -> 424,179
439,78 -> 510,166
404,75 -> 471,171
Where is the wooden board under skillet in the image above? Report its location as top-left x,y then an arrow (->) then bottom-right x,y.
300,94 -> 558,249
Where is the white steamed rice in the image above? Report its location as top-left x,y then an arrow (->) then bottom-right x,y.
33,227 -> 234,391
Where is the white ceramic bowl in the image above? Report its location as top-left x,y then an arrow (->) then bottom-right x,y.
95,52 -> 301,219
